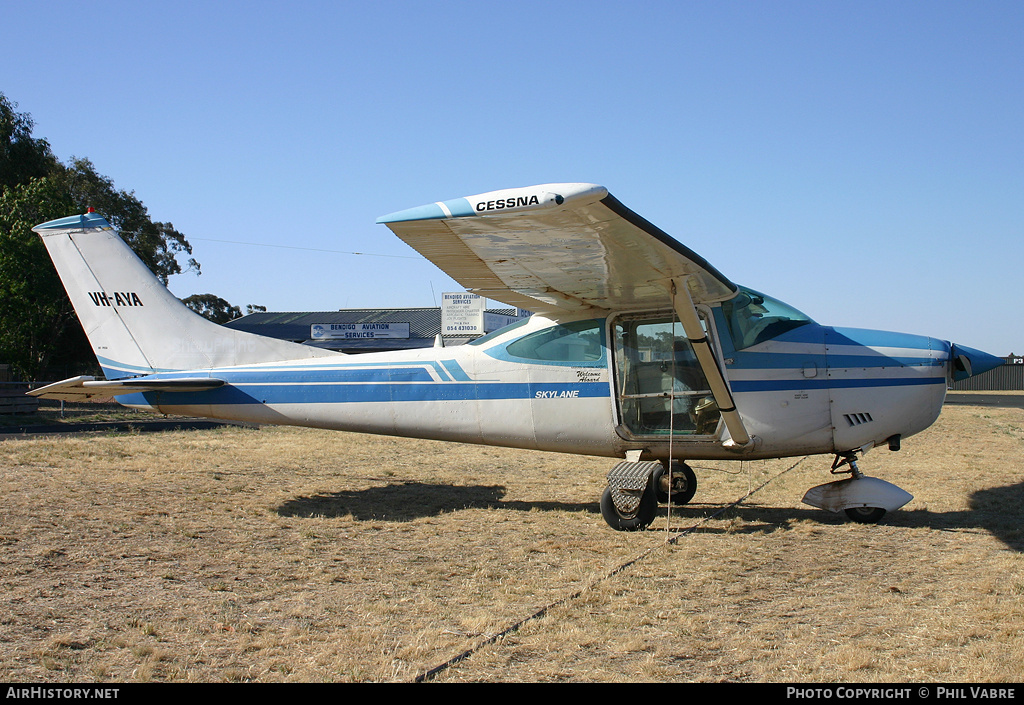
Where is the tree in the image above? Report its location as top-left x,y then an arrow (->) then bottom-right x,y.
0,94 -> 55,191
0,178 -> 82,380
0,91 -> 209,380
182,294 -> 242,324
51,157 -> 199,283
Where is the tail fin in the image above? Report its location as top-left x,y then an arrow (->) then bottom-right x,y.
34,213 -> 338,378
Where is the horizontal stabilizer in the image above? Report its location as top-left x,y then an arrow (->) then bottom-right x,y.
28,375 -> 225,402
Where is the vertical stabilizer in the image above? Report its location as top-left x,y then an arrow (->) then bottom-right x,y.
34,213 -> 339,378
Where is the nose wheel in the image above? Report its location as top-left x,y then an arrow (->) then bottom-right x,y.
844,505 -> 887,524
802,452 -> 912,524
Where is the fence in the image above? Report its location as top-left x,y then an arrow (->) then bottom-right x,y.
0,382 -> 38,414
949,356 -> 1023,391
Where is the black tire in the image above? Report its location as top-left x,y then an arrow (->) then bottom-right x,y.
655,461 -> 697,506
844,506 -> 887,524
600,477 -> 659,531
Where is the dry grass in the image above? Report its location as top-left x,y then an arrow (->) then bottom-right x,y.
1,404 -> 1022,682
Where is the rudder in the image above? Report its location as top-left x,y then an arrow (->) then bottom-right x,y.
34,213 -> 338,378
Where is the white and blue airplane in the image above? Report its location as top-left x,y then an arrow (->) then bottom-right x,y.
29,183 -> 1003,530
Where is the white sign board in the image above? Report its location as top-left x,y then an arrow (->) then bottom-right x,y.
310,322 -> 410,340
441,292 -> 485,336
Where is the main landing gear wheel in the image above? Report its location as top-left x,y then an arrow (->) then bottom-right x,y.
600,461 -> 701,531
655,461 -> 697,506
844,506 -> 887,524
600,463 -> 661,532
600,481 -> 658,531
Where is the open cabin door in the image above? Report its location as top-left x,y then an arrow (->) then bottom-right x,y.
612,313 -> 723,439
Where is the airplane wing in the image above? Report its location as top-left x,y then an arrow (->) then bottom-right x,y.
377,184 -> 736,314
28,375 -> 225,402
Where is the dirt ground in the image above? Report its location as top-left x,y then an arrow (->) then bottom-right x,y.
1,403 -> 1022,682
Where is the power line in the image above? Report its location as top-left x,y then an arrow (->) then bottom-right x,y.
192,237 -> 420,260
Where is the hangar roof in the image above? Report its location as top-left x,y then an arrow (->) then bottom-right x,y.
223,307 -> 521,352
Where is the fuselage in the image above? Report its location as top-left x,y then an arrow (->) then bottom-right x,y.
120,292 -> 953,463
32,198 -> 1004,529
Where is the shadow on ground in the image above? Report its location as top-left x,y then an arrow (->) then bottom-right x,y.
276,479 -> 1024,552
662,481 -> 1024,553
278,482 -> 595,522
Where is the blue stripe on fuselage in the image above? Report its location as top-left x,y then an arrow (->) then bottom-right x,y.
215,367 -> 436,384
725,323 -> 944,351
138,380 -> 610,407
728,353 -> 946,370
731,377 -> 946,393
827,327 -> 948,351
105,359 -> 455,382
725,325 -> 948,371
440,359 -> 473,381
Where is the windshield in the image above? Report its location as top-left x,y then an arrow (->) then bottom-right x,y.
721,287 -> 813,350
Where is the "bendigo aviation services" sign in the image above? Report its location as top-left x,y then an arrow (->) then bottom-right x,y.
310,322 -> 411,340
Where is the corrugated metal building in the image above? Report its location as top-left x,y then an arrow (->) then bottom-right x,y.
949,356 -> 1023,391
223,307 -> 525,353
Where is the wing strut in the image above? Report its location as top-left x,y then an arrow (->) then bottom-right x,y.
669,278 -> 754,451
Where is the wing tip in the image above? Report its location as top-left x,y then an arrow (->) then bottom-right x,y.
377,198 -> 475,224
377,183 -> 608,225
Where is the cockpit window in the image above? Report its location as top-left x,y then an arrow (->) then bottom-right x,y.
504,319 -> 604,362
721,287 -> 813,350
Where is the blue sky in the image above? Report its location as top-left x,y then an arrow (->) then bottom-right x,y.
4,1 -> 1022,354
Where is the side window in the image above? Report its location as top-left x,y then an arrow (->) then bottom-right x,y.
504,319 -> 604,362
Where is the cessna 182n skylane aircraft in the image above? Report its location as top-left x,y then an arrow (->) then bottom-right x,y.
30,183 -> 1003,531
